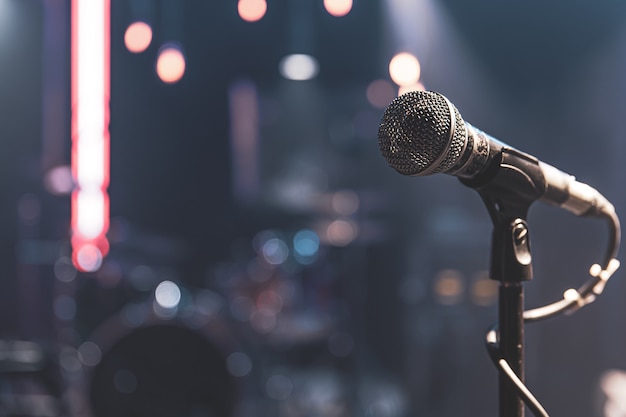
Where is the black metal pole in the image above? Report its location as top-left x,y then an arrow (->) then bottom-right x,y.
489,216 -> 532,417
486,216 -> 531,417
499,281 -> 525,417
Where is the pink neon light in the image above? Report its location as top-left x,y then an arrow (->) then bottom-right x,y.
71,0 -> 111,272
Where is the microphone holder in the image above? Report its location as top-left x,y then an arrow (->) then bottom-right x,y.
462,149 -> 546,417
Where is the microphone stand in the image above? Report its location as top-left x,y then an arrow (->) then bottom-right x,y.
462,148 -> 546,417
483,206 -> 531,417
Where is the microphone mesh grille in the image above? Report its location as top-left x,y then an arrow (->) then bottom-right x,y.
378,91 -> 467,176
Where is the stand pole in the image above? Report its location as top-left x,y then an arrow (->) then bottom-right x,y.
488,216 -> 532,417
499,281 -> 525,417
463,149 -> 542,417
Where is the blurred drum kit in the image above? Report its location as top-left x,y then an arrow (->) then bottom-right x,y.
7,221 -> 391,417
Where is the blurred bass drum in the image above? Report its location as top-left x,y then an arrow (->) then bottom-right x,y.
84,298 -> 243,417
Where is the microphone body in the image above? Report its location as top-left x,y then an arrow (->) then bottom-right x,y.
378,91 -> 615,218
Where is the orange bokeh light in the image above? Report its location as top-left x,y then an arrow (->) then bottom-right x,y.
124,21 -> 152,53
389,52 -> 421,87
238,0 -> 267,22
156,45 -> 186,84
324,0 -> 353,17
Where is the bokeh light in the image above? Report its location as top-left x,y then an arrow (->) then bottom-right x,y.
331,190 -> 360,216
293,229 -> 320,257
257,290 -> 283,314
124,21 -> 152,53
60,347 -> 82,373
253,230 -> 278,253
326,220 -> 358,246
433,269 -> 464,305
471,272 -> 498,306
238,0 -> 267,22
262,238 -> 289,265
78,341 -> 102,367
54,257 -> 78,282
154,280 -> 182,309
324,0 -> 353,17
75,243 -> 103,272
156,44 -> 186,84
44,165 -> 74,195
279,54 -> 319,81
366,79 -> 396,109
227,352 -> 253,377
601,370 -> 626,417
389,52 -> 421,86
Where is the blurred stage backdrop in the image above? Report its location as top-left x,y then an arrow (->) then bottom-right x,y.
2,0 -> 626,416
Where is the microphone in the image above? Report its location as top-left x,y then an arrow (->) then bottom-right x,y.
378,90 -> 615,218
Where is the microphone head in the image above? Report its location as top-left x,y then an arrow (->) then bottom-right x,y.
378,90 -> 468,176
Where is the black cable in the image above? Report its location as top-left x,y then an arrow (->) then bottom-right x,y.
486,327 -> 549,417
524,210 -> 620,322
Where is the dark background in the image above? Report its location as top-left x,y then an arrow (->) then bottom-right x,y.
1,1 -> 626,416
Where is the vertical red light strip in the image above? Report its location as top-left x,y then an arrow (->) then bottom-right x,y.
71,0 -> 111,272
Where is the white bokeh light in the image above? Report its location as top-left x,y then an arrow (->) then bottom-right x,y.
279,54 -> 319,81
155,280 -> 182,309
262,238 -> 289,265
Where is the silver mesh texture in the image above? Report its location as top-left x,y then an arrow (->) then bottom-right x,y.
378,91 -> 468,176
